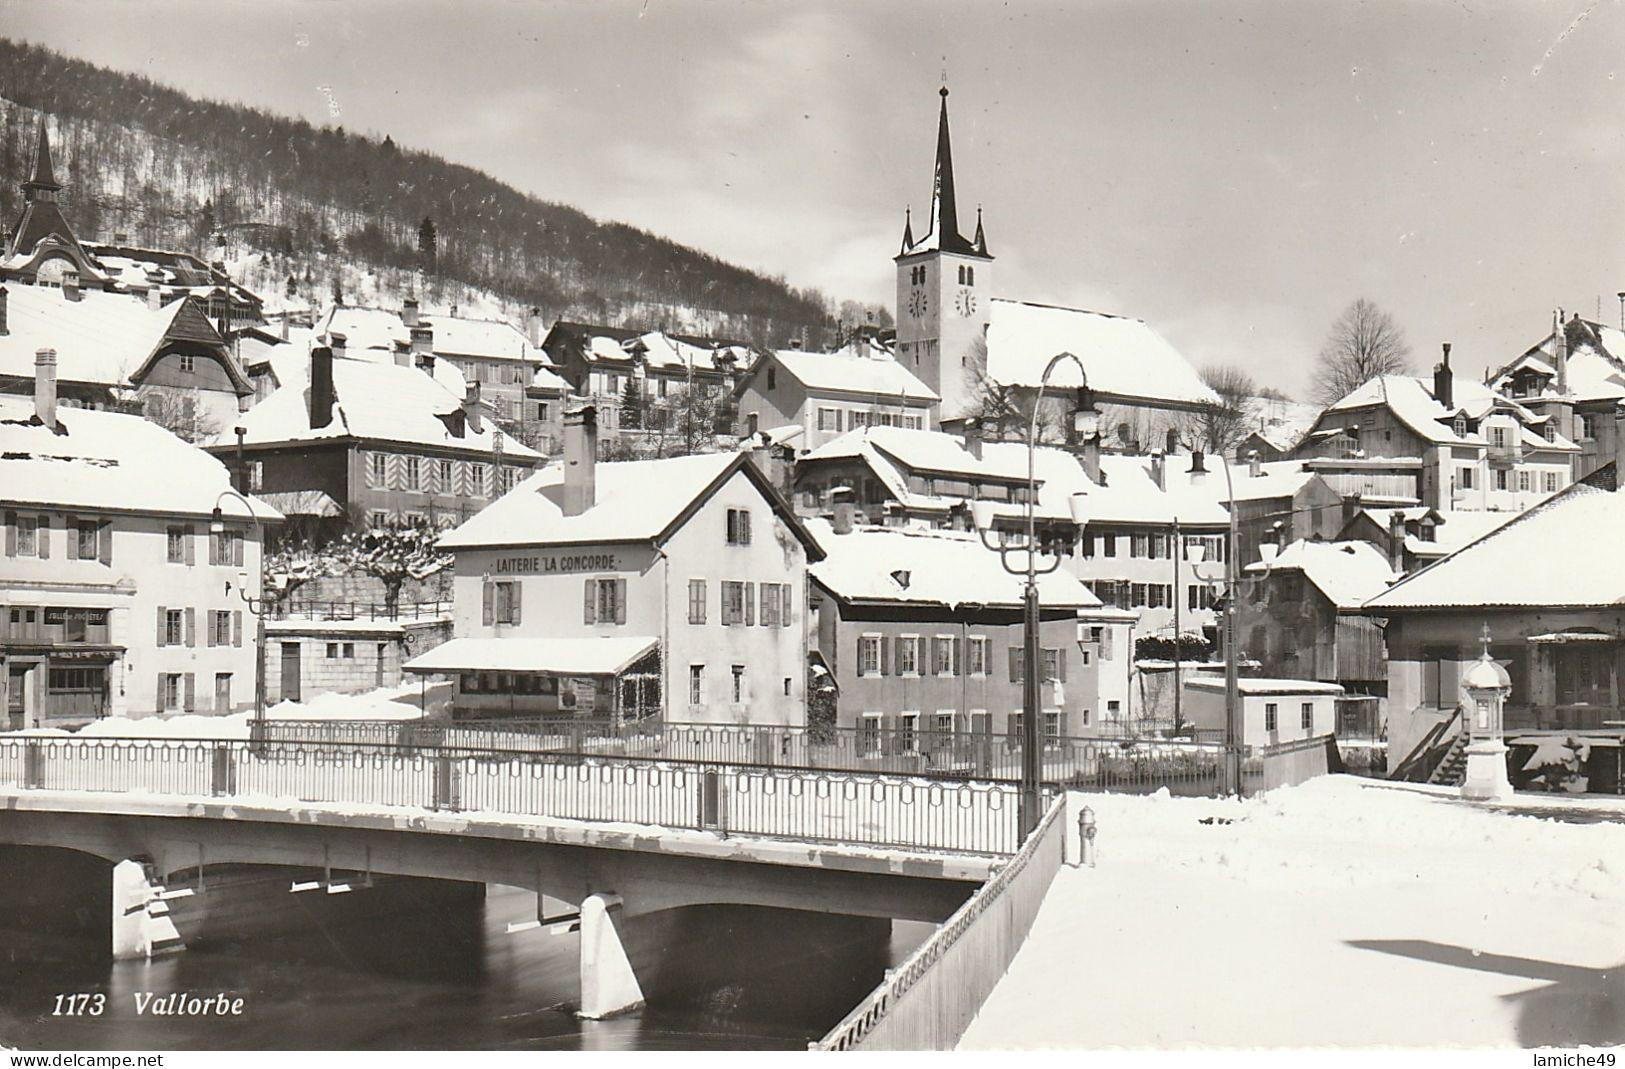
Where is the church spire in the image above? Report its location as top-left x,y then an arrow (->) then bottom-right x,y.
898,85 -> 985,259
23,116 -> 61,197
899,205 -> 914,255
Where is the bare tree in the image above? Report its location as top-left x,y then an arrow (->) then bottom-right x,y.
962,333 -> 1068,443
1180,365 -> 1259,456
139,387 -> 223,444
1311,298 -> 1412,405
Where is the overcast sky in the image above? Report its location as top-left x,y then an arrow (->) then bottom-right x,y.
4,0 -> 1624,398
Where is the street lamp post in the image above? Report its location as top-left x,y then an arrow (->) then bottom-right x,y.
1186,453 -> 1280,795
212,490 -> 275,737
971,352 -> 1096,839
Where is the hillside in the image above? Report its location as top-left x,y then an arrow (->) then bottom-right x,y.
0,38 -> 848,345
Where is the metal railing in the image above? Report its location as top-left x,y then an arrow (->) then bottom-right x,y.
814,793 -> 1068,1050
0,735 -> 1031,856
269,599 -> 451,622
258,717 -> 1242,793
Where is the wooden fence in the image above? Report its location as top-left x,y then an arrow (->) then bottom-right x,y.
811,792 -> 1068,1051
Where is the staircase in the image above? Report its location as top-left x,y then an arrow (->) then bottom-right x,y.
1426,730 -> 1470,787
1389,708 -> 1463,783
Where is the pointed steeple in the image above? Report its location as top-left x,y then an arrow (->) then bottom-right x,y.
897,86 -> 986,259
899,206 -> 914,255
973,205 -> 988,256
22,116 -> 61,197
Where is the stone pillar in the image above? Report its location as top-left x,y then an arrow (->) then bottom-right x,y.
578,893 -> 645,1019
1461,624 -> 1513,802
110,859 -> 185,961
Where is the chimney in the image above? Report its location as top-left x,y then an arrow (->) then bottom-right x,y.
831,486 -> 855,535
1341,491 -> 1364,530
329,332 -> 347,361
1387,511 -> 1407,573
62,269 -> 81,302
526,306 -> 545,348
34,348 -> 57,430
401,296 -> 419,328
0,285 -> 8,335
411,325 -> 434,372
1553,309 -> 1569,396
308,345 -> 335,429
964,420 -> 984,461
1149,449 -> 1166,491
1165,427 -> 1179,455
1078,433 -> 1102,484
463,381 -> 484,434
1433,343 -> 1454,410
234,426 -> 248,494
789,337 -> 803,350
562,405 -> 599,516
146,286 -> 163,311
1247,449 -> 1262,478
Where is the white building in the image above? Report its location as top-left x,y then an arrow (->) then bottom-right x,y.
1,363 -> 276,726
732,342 -> 938,450
416,407 -> 823,724
1183,677 -> 1343,748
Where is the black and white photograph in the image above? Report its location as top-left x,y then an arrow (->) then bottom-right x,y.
0,0 -> 1622,1057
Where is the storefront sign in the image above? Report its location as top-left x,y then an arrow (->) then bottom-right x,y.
491,552 -> 618,575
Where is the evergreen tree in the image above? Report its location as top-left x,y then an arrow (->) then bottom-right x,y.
620,378 -> 643,430
418,215 -> 438,275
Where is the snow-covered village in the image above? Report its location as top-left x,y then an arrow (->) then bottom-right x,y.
0,1 -> 1622,1059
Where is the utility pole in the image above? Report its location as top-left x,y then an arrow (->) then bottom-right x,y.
1172,516 -> 1182,735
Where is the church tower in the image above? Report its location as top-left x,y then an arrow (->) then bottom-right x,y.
895,85 -> 992,424
3,115 -> 105,286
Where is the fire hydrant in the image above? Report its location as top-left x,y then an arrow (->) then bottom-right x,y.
1077,806 -> 1097,868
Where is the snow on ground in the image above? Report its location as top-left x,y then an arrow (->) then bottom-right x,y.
962,776 -> 1625,1050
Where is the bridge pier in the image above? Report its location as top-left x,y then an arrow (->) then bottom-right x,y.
578,893 -> 646,1020
110,859 -> 185,961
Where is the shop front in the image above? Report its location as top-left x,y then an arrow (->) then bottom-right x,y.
404,635 -> 661,723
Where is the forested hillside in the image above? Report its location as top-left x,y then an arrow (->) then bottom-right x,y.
0,38 -> 856,344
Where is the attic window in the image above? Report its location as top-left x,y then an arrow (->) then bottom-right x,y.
1543,422 -> 1556,442
1452,416 -> 1467,437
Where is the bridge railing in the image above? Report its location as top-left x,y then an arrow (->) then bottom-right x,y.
256,717 -> 1239,795
0,736 -> 1033,856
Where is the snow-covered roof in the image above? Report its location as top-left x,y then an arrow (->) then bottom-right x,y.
807,519 -> 1099,610
404,635 -> 658,675
1366,484 -> 1625,610
765,348 -> 938,402
565,324 -> 750,374
1327,374 -> 1577,452
440,451 -> 817,553
530,364 -> 571,393
1244,397 -> 1323,454
1494,321 -> 1625,404
0,396 -> 278,521
320,305 -> 543,364
0,284 -> 190,388
1245,539 -> 1399,609
1223,460 -> 1321,502
221,352 -> 537,459
1184,677 -> 1345,696
982,298 -> 1219,413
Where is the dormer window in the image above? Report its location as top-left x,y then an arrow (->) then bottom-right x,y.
1543,422 -> 1556,443
1452,415 -> 1467,437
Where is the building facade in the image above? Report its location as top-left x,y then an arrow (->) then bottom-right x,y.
731,341 -> 938,450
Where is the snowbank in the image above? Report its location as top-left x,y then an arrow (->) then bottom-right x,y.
962,776 -> 1625,1049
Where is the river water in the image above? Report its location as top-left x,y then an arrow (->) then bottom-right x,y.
0,876 -> 931,1051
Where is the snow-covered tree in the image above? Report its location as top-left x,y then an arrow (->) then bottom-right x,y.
262,538 -> 343,610
331,519 -> 451,614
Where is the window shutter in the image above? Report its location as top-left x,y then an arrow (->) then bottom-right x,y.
1059,712 -> 1069,738
156,606 -> 167,647
233,610 -> 243,648
894,636 -> 905,672
233,531 -> 244,567
880,636 -> 891,676
954,637 -> 963,675
614,579 -> 627,625
4,511 -> 14,557
483,582 -> 495,626
207,612 -> 217,648
725,510 -> 736,543
511,583 -> 523,625
65,514 -> 79,559
583,579 -> 597,624
184,608 -> 196,648
184,525 -> 195,566
758,583 -> 769,626
781,583 -> 793,627
156,673 -> 166,715
99,521 -> 112,565
183,672 -> 196,712
741,511 -> 752,545
38,515 -> 49,559
1059,647 -> 1068,682
1009,646 -> 1021,683
744,582 -> 755,626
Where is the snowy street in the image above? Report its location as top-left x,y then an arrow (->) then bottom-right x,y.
962,777 -> 1624,1049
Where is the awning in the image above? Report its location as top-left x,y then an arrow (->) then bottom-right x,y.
257,489 -> 343,518
404,636 -> 658,676
1527,631 -> 1620,644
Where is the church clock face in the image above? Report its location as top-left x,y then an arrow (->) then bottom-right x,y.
908,288 -> 928,318
955,287 -> 977,317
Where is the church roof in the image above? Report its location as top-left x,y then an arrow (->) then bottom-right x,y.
898,87 -> 989,261
23,115 -> 60,193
